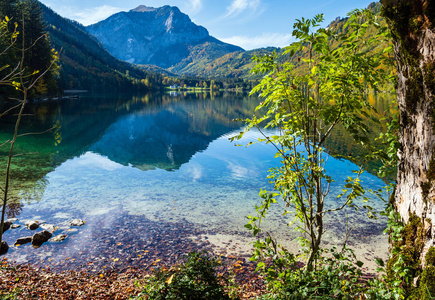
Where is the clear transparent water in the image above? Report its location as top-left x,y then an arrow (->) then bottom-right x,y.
0,92 -> 390,271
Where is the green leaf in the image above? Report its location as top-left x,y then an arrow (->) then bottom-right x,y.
375,258 -> 385,267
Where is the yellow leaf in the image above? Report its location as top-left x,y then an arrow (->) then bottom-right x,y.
166,274 -> 175,285
99,274 -> 104,278
15,244 -> 21,247
113,258 -> 119,262
117,242 -> 122,246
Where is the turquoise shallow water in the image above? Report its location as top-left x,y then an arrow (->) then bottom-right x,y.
0,92 -> 389,270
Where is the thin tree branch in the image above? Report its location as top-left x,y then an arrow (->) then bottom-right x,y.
0,101 -> 23,119
16,126 -> 55,138
0,140 -> 11,148
12,152 -> 38,157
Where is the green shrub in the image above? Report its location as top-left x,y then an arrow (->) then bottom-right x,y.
254,245 -> 364,299
134,251 -> 238,300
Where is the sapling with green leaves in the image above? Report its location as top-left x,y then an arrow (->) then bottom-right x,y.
233,9 -> 393,275
0,15 -> 58,253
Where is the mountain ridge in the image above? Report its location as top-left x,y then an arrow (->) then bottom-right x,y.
86,5 -> 244,68
40,2 -> 163,92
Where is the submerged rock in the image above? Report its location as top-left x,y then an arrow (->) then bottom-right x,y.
0,241 -> 8,255
63,228 -> 78,234
0,220 -> 11,234
25,221 -> 39,230
15,236 -> 32,246
10,224 -> 21,229
50,234 -> 67,242
32,230 -> 52,246
40,224 -> 56,232
70,219 -> 85,226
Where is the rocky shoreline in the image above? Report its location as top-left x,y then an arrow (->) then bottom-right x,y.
0,213 -> 265,299
1,218 -> 86,256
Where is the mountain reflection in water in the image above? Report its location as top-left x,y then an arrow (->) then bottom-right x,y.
0,91 -> 392,271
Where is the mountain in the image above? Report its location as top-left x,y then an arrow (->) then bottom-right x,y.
40,3 -> 163,92
169,47 -> 280,79
169,2 -> 388,80
86,5 -> 244,69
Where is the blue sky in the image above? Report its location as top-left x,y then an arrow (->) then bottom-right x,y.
39,0 -> 377,50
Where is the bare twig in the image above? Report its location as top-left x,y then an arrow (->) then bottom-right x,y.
16,126 -> 55,138
0,102 -> 23,118
12,152 -> 38,157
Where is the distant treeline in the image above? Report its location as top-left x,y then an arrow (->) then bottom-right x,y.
40,3 -> 165,94
0,0 -> 58,99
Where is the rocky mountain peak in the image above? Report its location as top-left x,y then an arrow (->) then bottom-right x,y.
130,5 -> 157,13
86,5 -> 242,68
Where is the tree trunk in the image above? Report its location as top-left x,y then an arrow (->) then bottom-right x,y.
382,0 -> 435,283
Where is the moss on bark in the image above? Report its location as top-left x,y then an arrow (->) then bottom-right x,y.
387,214 -> 424,294
386,213 -> 435,298
386,214 -> 435,298
415,247 -> 435,299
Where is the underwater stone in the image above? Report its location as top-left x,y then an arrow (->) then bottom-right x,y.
32,230 -> 52,245
50,234 -> 67,242
40,224 -> 56,232
0,241 -> 8,255
25,221 -> 39,230
15,236 -> 32,245
70,219 -> 85,226
0,220 -> 12,234
63,228 -> 78,234
10,224 -> 21,229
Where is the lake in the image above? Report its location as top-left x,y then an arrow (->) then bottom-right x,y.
0,91 -> 392,272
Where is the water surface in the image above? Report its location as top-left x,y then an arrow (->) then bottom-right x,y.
0,92 -> 392,271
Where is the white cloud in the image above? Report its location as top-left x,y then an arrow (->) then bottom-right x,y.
78,152 -> 124,171
227,162 -> 249,179
72,5 -> 121,26
189,0 -> 203,13
225,0 -> 261,18
220,33 -> 294,50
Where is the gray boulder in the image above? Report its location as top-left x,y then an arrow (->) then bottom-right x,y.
0,241 -> 8,255
40,224 -> 56,232
32,230 -> 52,246
50,234 -> 67,242
25,220 -> 39,230
70,219 -> 85,226
15,236 -> 32,245
0,220 -> 11,234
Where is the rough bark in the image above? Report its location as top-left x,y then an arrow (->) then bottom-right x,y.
381,0 -> 435,267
